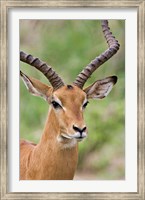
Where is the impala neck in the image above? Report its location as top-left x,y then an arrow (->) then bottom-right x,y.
32,107 -> 78,179
40,107 -> 60,143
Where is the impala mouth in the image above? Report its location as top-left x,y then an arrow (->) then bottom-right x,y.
60,133 -> 87,141
74,135 -> 87,142
61,133 -> 72,140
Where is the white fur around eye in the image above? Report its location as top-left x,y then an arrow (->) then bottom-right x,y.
53,95 -> 62,106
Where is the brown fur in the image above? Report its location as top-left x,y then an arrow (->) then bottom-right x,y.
20,86 -> 86,180
20,74 -> 116,180
20,108 -> 79,180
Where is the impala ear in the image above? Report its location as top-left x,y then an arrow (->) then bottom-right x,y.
20,71 -> 53,101
83,76 -> 117,99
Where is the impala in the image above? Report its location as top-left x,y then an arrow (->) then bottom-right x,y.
20,20 -> 120,180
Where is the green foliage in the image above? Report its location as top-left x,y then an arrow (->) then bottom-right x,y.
20,20 -> 125,179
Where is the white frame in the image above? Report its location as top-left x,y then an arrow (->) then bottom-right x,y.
9,8 -> 136,193
1,1 -> 144,200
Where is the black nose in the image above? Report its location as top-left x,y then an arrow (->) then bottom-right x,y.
73,125 -> 86,133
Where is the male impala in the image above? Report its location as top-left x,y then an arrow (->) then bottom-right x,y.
20,20 -> 120,180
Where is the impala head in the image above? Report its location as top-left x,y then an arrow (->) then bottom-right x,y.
20,20 -> 120,145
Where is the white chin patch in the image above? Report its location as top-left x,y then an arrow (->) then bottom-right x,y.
57,136 -> 77,149
64,139 -> 77,149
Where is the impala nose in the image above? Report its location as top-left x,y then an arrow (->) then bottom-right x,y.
73,125 -> 87,140
73,125 -> 87,133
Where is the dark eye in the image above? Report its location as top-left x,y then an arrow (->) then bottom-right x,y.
83,101 -> 89,109
51,101 -> 62,109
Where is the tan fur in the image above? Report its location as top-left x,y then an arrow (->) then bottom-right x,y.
20,85 -> 86,180
20,74 -> 116,180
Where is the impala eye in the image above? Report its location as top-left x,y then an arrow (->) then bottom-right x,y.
51,101 -> 62,109
83,101 -> 89,109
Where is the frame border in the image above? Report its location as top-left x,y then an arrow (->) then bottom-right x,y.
0,1 -> 144,200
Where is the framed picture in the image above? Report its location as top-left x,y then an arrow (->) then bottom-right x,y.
0,1 -> 144,200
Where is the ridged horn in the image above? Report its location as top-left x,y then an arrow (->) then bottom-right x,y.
20,51 -> 64,90
73,20 -> 120,88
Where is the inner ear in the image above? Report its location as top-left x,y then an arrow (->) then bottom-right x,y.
83,76 -> 117,99
20,71 -> 53,101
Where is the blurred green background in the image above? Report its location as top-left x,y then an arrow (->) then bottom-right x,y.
20,20 -> 125,180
